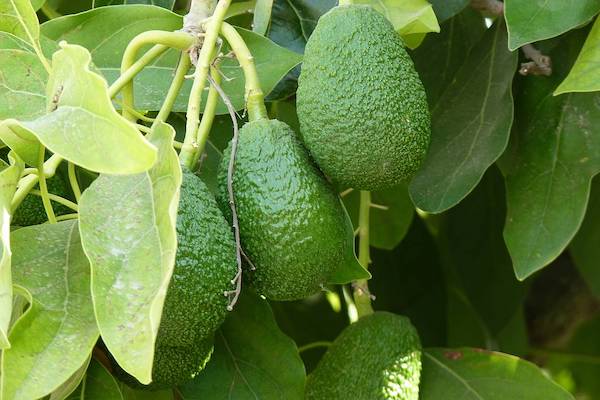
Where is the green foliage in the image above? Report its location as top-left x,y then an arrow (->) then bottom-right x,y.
420,348 -> 573,399
297,5 -> 431,191
306,312 -> 422,400
2,1 -> 600,399
217,119 -> 365,300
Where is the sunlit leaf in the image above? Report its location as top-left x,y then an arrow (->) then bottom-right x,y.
0,0 -> 40,47
1,221 -> 99,400
79,122 -> 181,384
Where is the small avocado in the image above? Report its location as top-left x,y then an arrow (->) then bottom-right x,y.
306,312 -> 422,400
12,175 -> 72,226
217,119 -> 357,301
297,5 -> 431,191
118,169 -> 237,389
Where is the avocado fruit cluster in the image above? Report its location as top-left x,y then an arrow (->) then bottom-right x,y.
217,119 -> 358,301
118,169 -> 237,390
306,312 -> 422,400
297,5 -> 431,191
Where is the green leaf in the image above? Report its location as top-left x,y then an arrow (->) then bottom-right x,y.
121,385 -> 172,400
428,0 -> 469,23
41,6 -> 302,114
353,0 -> 440,49
253,0 -> 273,35
439,167 -> 526,336
555,17 -> 600,95
570,176 -> 600,297
93,0 -> 176,8
0,0 -> 40,47
1,221 -> 99,400
0,43 -> 157,172
343,185 -> 414,250
420,348 -> 574,399
410,21 -> 517,213
0,154 -> 23,349
500,33 -> 600,280
180,290 -> 306,400
0,49 -> 47,121
49,355 -> 91,400
504,0 -> 600,50
79,121 -> 181,384
82,359 -> 124,400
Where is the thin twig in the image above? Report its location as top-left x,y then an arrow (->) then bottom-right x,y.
519,44 -> 553,76
207,73 -> 244,311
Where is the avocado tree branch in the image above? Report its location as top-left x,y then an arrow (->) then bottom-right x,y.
36,147 -> 57,224
11,155 -> 63,212
352,191 -> 374,318
193,60 -> 222,168
181,0 -> 232,170
519,44 -> 553,76
154,52 -> 192,125
207,72 -> 244,311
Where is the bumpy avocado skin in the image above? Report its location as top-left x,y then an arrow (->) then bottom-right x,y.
12,175 -> 71,226
297,5 -> 431,191
306,312 -> 422,400
217,119 -> 354,301
118,170 -> 236,389
159,169 -> 237,346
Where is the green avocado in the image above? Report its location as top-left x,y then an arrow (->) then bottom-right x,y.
12,175 -> 72,226
118,169 -> 237,389
306,312 -> 422,400
217,119 -> 357,301
296,5 -> 431,191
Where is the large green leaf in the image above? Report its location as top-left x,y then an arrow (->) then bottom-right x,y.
570,176 -> 600,297
180,291 -> 306,400
0,43 -> 157,172
428,0 -> 469,23
79,121 -> 181,384
253,0 -> 273,35
82,359 -> 124,400
49,356 -> 91,400
410,21 -> 517,213
1,221 -> 99,400
354,0 -> 440,48
41,5 -> 302,114
93,0 -> 175,8
0,0 -> 40,47
555,17 -> 600,95
0,48 -> 47,121
343,185 -> 414,250
0,155 -> 23,349
420,348 -> 574,399
504,0 -> 600,50
500,34 -> 600,280
30,0 -> 45,11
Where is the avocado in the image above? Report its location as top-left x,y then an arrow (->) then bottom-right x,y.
296,5 -> 431,191
306,312 -> 422,400
217,119 -> 356,301
118,169 -> 237,389
12,175 -> 72,226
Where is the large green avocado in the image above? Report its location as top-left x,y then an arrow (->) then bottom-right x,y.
306,312 -> 422,400
296,5 -> 431,191
12,175 -> 72,226
217,119 -> 357,301
118,170 -> 237,389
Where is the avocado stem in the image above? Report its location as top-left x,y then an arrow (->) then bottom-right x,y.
219,22 -> 268,122
111,30 -> 197,117
181,0 -> 232,170
353,190 -> 374,318
37,146 -> 57,224
11,154 -> 63,213
193,63 -> 222,166
154,52 -> 192,125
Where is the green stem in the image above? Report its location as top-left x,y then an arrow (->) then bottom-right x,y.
11,154 -> 62,212
29,190 -> 79,212
37,147 -> 57,224
181,0 -> 232,170
54,213 -> 79,222
116,30 -> 196,118
193,64 -> 222,166
67,162 -> 81,202
353,190 -> 374,318
40,4 -> 62,19
220,22 -> 268,122
109,45 -> 169,99
154,52 -> 192,125
298,341 -> 332,354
